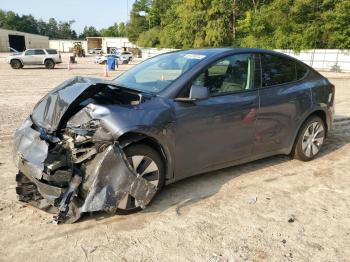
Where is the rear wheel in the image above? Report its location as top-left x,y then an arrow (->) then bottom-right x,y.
44,59 -> 55,69
293,116 -> 326,161
10,59 -> 22,69
116,144 -> 165,214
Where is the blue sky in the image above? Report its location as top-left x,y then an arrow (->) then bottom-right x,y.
1,0 -> 135,33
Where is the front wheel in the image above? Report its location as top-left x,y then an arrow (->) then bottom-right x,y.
116,144 -> 165,214
293,116 -> 326,161
10,60 -> 22,69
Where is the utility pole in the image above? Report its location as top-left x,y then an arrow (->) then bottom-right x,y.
126,0 -> 129,21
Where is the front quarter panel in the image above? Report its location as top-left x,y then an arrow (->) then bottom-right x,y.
67,97 -> 176,180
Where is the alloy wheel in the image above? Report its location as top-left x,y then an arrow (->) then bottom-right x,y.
117,155 -> 160,210
301,121 -> 325,158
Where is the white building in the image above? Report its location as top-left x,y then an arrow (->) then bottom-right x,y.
0,28 -> 49,52
86,37 -> 136,53
49,39 -> 88,53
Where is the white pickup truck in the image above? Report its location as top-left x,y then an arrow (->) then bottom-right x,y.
6,48 -> 62,69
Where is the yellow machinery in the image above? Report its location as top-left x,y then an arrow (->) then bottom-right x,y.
72,42 -> 85,57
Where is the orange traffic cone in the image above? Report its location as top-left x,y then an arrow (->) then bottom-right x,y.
103,66 -> 109,77
67,63 -> 72,70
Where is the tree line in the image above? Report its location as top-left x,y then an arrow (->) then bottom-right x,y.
0,10 -> 127,39
128,0 -> 350,50
1,1 -> 349,50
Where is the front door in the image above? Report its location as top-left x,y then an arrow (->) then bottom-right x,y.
23,49 -> 36,64
174,53 -> 260,178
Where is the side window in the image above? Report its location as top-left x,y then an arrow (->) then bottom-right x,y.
46,49 -> 57,54
296,62 -> 308,80
25,50 -> 35,55
34,49 -> 45,55
261,54 -> 296,87
192,54 -> 255,96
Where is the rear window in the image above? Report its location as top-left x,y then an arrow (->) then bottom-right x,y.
296,62 -> 308,80
261,54 -> 296,87
260,54 -> 309,87
46,49 -> 57,54
34,49 -> 45,55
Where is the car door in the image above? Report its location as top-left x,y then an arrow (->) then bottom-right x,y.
23,49 -> 36,64
253,53 -> 312,156
174,53 -> 261,178
33,49 -> 46,64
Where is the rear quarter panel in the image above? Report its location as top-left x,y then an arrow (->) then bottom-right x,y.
310,72 -> 335,131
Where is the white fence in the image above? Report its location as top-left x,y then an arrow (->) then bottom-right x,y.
140,48 -> 350,72
139,48 -> 178,59
276,49 -> 350,72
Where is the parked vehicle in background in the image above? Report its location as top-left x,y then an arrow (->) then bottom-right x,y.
94,54 -> 128,65
88,48 -> 103,54
120,51 -> 133,61
6,48 -> 62,69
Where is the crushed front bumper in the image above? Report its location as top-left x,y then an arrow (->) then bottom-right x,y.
13,118 -> 157,224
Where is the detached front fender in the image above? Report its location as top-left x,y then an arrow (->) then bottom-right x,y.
80,144 -> 157,213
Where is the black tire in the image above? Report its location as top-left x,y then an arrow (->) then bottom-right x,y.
44,59 -> 55,69
10,59 -> 22,69
116,143 -> 165,214
293,116 -> 326,161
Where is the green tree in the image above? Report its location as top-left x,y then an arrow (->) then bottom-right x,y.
127,0 -> 152,42
57,20 -> 77,39
137,27 -> 161,47
323,0 -> 350,49
100,23 -> 119,37
80,26 -> 100,38
47,18 -> 59,38
118,22 -> 127,36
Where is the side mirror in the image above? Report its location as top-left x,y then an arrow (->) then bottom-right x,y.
189,85 -> 208,100
175,85 -> 208,102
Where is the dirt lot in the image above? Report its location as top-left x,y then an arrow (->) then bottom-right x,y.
0,53 -> 349,262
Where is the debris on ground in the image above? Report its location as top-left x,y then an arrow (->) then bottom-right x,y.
288,215 -> 296,223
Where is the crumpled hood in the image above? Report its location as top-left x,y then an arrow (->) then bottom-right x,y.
31,76 -> 114,133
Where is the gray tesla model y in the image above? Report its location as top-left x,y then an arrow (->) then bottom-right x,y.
13,48 -> 334,223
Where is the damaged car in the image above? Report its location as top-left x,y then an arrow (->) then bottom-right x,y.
13,48 -> 334,223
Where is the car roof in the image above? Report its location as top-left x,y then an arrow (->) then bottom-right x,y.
167,48 -> 307,66
25,48 -> 44,51
171,47 -> 291,56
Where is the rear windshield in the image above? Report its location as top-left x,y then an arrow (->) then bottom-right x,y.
46,49 -> 58,54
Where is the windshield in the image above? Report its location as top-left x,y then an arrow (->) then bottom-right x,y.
114,51 -> 207,93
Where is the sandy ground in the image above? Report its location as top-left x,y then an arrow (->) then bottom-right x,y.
0,53 -> 349,262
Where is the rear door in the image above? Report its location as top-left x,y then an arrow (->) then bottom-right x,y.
174,53 -> 261,178
33,49 -> 46,64
253,53 -> 311,156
